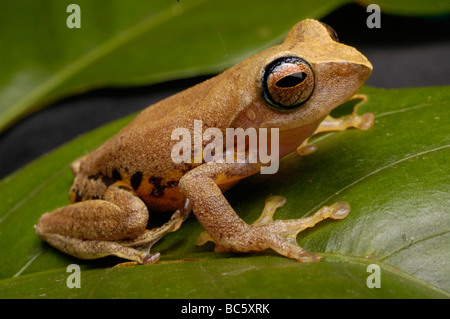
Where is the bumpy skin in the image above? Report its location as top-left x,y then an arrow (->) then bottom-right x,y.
35,19 -> 373,264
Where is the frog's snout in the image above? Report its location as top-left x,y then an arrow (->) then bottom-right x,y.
352,60 -> 373,83
352,51 -> 373,81
329,60 -> 372,85
357,55 -> 373,79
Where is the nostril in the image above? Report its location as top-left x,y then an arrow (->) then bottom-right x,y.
339,62 -> 350,72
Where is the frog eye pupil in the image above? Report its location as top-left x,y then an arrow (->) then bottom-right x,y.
275,72 -> 306,88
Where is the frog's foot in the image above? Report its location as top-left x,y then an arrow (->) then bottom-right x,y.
113,202 -> 191,264
114,253 -> 161,267
121,203 -> 190,250
256,197 -> 350,262
196,196 -> 350,262
296,139 -> 317,155
320,93 -> 374,133
297,96 -> 374,156
316,112 -> 374,134
36,232 -> 162,265
296,112 -> 374,155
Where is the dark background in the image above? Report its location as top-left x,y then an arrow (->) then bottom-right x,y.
0,3 -> 449,179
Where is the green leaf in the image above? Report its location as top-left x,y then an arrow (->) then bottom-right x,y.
0,86 -> 449,298
0,0 -> 346,133
3,0 -> 449,134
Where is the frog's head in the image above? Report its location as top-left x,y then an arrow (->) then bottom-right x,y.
230,19 -> 372,156
263,19 -> 372,122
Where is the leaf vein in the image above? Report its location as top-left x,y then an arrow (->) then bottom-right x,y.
375,100 -> 446,118
303,144 -> 450,217
13,249 -> 42,278
379,229 -> 450,261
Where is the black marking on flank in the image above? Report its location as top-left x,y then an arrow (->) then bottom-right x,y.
149,177 -> 162,185
101,176 -> 116,187
112,169 -> 122,181
75,192 -> 82,202
148,177 -> 179,197
149,177 -> 163,197
131,171 -> 143,190
165,180 -> 178,188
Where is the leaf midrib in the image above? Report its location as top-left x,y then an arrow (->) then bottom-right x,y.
378,229 -> 450,261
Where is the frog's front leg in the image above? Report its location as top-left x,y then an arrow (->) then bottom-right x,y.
35,185 -> 189,264
298,94 -> 374,155
179,162 -> 349,262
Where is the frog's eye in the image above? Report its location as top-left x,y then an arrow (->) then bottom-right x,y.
262,56 -> 314,109
320,22 -> 339,42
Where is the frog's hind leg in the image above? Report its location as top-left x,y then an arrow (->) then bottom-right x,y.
36,186 -> 190,265
297,94 -> 374,155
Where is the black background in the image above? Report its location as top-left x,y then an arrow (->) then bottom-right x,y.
0,3 -> 449,179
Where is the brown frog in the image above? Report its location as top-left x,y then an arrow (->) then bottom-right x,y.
35,19 -> 373,265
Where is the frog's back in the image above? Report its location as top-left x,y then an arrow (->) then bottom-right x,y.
70,74 -> 238,212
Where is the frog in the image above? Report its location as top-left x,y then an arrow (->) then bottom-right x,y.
35,19 -> 374,265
